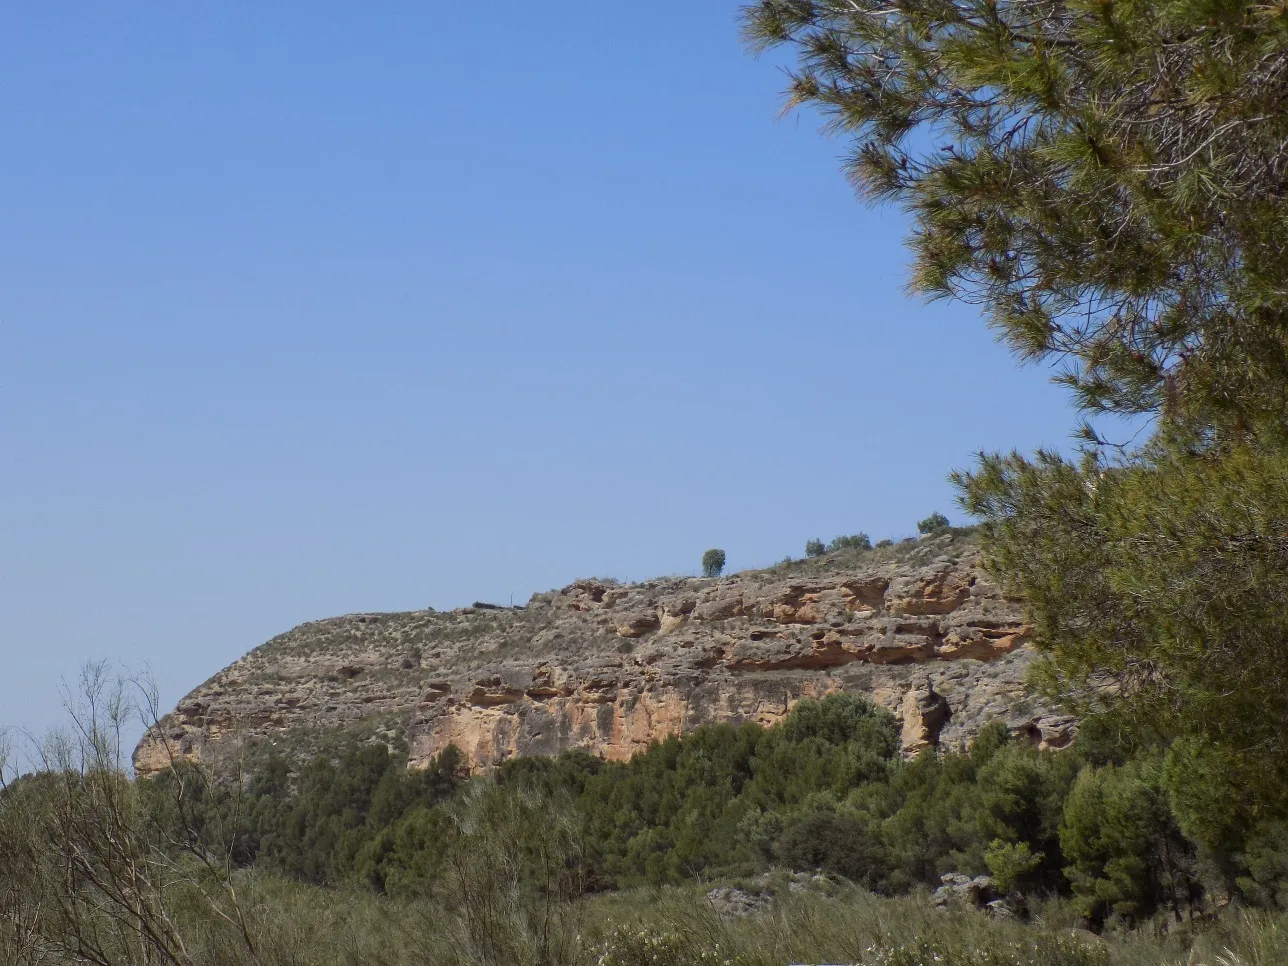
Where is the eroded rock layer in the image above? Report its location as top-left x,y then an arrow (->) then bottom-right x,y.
133,535 -> 1074,777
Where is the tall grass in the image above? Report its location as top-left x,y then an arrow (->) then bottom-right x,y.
579,885 -> 1288,966
103,876 -> 1288,966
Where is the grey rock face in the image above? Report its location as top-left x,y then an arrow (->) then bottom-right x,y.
706,886 -> 771,916
933,873 -> 999,909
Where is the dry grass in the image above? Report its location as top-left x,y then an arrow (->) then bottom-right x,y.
141,877 -> 1288,966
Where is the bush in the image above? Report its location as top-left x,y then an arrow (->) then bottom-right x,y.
804,538 -> 826,558
876,539 -> 894,549
775,809 -> 889,889
1241,820 -> 1288,909
984,839 -> 1043,893
828,533 -> 871,552
702,548 -> 726,578
1059,760 -> 1198,924
917,512 -> 951,535
1,665 -> 262,966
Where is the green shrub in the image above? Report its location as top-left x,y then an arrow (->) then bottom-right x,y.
804,538 -> 826,558
445,780 -> 585,966
1059,759 -> 1198,924
876,538 -> 894,549
702,548 -> 726,578
917,512 -> 951,535
828,533 -> 872,552
774,809 -> 889,889
1238,821 -> 1288,910
120,696 -> 1230,924
984,839 -> 1043,893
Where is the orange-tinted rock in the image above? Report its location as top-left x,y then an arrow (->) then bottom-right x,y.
901,678 -> 951,755
887,568 -> 973,615
615,613 -> 661,638
133,534 -> 1069,777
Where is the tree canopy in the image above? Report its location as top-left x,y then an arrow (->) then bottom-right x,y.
741,0 -> 1288,434
702,548 -> 727,577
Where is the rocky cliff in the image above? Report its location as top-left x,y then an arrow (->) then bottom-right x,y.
133,533 -> 1074,777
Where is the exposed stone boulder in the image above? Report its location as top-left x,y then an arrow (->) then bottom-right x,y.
933,873 -> 999,910
615,613 -> 661,638
706,886 -> 771,916
900,677 -> 951,755
933,873 -> 1025,919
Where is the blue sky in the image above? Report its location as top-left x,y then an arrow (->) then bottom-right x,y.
1,3 -> 1075,744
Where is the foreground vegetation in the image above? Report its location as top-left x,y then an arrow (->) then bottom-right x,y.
5,671 -> 1288,964
12,872 -> 1288,966
153,691 -> 1280,928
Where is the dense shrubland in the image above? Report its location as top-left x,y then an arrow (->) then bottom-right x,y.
6,677 -> 1288,965
240,703 -> 1284,926
108,693 -> 1286,926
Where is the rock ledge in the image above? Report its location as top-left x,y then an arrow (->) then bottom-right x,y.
134,536 -> 1073,777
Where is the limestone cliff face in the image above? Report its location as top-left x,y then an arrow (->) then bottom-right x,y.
133,534 -> 1074,777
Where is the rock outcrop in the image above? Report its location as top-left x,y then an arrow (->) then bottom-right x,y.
133,534 -> 1074,778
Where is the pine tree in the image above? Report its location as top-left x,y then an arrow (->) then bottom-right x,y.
742,0 -> 1288,432
953,434 -> 1288,854
1060,759 -> 1197,923
742,0 -> 1288,868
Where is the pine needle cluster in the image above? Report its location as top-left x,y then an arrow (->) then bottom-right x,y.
742,0 -> 1288,432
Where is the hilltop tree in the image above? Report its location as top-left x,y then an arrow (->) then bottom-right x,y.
742,0 -> 1288,866
805,538 -> 826,558
916,513 -> 950,536
702,548 -> 726,578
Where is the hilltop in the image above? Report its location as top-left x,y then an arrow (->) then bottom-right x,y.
134,531 -> 1072,777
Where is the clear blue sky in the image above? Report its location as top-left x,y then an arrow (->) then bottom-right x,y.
2,3 -> 1076,743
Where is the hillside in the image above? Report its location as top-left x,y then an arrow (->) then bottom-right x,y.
133,531 -> 1073,777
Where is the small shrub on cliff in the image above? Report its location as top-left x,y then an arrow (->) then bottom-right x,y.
804,538 -> 826,558
917,513 -> 951,535
701,548 -> 726,578
828,532 -> 872,552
